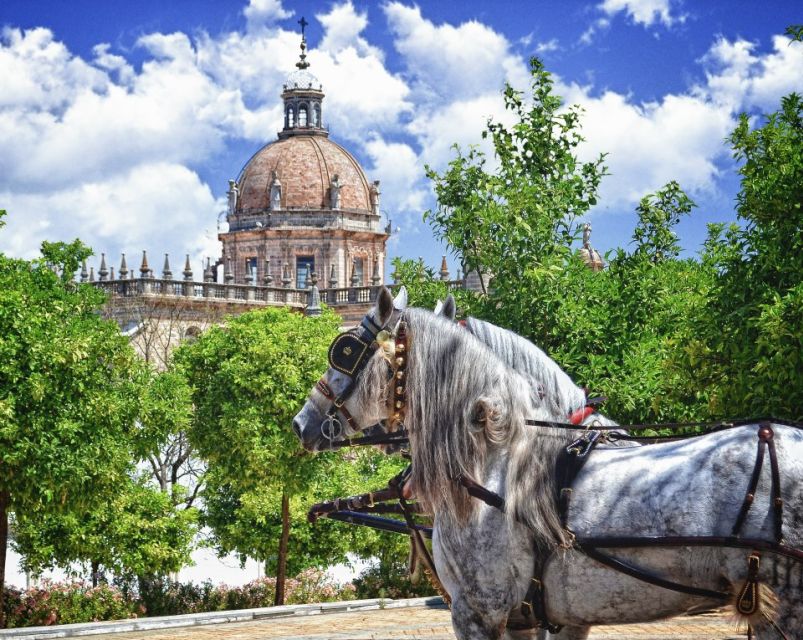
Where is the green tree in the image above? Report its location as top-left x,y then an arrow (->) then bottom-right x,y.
425,57 -> 606,306
631,181 -> 695,262
681,93 -> 803,418
176,306 -> 406,604
0,215 -> 148,624
389,257 -> 478,313
420,63 -> 714,424
137,369 -> 202,509
11,368 -> 198,586
12,476 -> 198,586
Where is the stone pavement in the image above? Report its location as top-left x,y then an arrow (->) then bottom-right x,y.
87,606 -> 747,640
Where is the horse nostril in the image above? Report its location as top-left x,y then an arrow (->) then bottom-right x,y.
292,419 -> 302,439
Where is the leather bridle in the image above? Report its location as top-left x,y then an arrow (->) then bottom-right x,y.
316,314 -> 407,443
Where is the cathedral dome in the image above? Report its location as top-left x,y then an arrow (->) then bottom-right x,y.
236,135 -> 373,213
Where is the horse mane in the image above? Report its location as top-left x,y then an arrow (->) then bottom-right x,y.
403,308 -> 574,551
464,317 -> 619,428
464,317 -> 585,417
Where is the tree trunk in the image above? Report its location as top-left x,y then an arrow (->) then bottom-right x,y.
91,560 -> 100,588
0,491 -> 9,628
273,492 -> 290,606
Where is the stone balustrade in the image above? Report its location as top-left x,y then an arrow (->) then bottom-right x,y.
83,252 -> 467,320
227,208 -> 382,234
92,277 -> 309,308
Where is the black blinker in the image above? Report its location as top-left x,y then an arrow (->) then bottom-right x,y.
328,332 -> 370,375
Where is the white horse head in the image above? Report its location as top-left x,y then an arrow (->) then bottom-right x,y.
292,286 -> 407,451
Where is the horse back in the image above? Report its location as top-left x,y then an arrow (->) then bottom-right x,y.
566,423 -> 803,546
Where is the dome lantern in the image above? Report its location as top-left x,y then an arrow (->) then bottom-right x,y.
280,18 -> 325,139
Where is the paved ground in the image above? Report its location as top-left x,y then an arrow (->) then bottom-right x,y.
90,605 -> 747,640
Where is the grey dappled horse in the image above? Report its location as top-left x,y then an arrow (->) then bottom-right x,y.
293,289 -> 803,640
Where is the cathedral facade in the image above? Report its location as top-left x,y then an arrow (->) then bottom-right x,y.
91,31 -> 402,365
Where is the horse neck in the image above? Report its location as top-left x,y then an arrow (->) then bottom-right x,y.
403,309 -> 571,549
464,318 -> 587,417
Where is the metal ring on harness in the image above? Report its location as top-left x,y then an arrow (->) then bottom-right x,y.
321,414 -> 343,442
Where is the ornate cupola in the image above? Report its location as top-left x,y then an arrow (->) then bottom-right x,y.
219,18 -> 389,292
280,18 -> 326,139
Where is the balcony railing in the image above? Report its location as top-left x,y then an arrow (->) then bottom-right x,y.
91,276 -> 467,311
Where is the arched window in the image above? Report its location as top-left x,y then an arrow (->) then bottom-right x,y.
299,106 -> 308,127
313,104 -> 320,126
287,107 -> 295,128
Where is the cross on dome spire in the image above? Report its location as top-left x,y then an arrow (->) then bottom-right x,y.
296,17 -> 310,69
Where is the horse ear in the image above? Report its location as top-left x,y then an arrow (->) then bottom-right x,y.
376,286 -> 395,326
393,286 -> 408,312
433,300 -> 444,315
441,294 -> 457,321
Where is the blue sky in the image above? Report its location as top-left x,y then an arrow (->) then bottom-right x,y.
1,0 -> 801,277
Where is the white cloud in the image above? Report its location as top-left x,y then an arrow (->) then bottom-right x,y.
243,0 -> 293,31
535,39 -> 560,54
701,35 -> 803,112
364,137 -> 426,214
384,2 -> 528,102
562,86 -> 732,206
0,27 -> 261,192
317,1 -> 380,58
407,93 -> 511,170
579,18 -> 610,46
580,0 -> 682,45
308,47 -> 411,140
1,163 -> 220,269
0,27 -> 108,111
194,3 -> 411,142
91,43 -> 135,84
599,0 -> 682,28
555,34 -> 801,211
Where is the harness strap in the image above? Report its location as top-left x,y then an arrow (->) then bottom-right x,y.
390,469 -> 452,607
732,428 -> 768,537
316,378 -> 359,432
579,545 -> 730,601
521,565 -> 562,634
766,431 -> 784,543
557,431 -> 601,526
324,429 -> 410,450
731,423 -> 784,543
457,475 -> 506,511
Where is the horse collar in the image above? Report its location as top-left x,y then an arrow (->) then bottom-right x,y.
389,319 -> 409,431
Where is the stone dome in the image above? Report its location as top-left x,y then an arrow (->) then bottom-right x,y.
236,135 -> 373,213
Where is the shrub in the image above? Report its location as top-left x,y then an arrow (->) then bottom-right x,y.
286,568 -> 356,605
137,569 -> 355,617
3,569 -> 358,626
4,581 -> 136,628
353,559 -> 438,600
